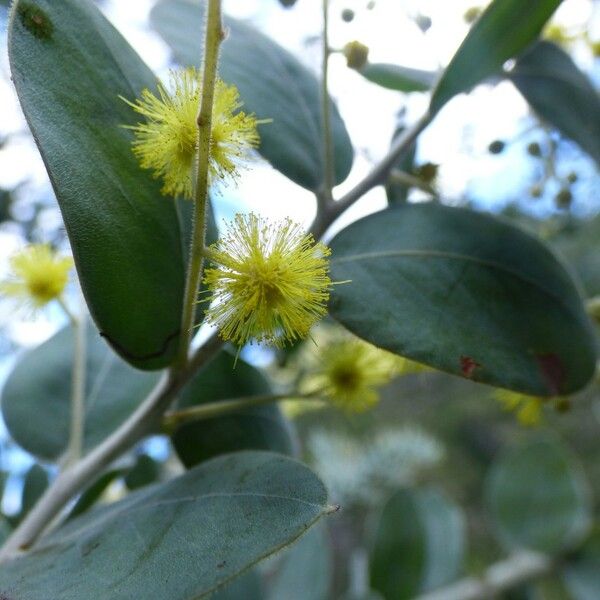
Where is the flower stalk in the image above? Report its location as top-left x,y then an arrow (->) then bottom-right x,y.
175,0 -> 224,370
58,296 -> 87,467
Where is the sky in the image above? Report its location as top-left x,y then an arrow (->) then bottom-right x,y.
0,0 -> 598,511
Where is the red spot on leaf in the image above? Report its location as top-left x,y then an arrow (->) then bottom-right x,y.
536,353 -> 565,395
460,355 -> 481,378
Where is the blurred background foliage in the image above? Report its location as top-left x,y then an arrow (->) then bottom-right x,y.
0,0 -> 599,598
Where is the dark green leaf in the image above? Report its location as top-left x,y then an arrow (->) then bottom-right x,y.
0,452 -> 329,600
485,436 -> 592,553
509,41 -> 600,166
9,0 -> 192,369
268,523 -> 332,600
172,351 -> 295,468
124,454 -> 160,491
1,323 -> 159,461
430,0 -> 562,114
328,204 -> 597,396
67,469 -> 124,520
20,464 -> 49,518
358,63 -> 436,92
370,487 -> 466,599
151,0 -> 354,191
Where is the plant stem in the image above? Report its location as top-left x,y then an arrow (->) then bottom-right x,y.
309,110 -> 432,239
58,297 -> 87,468
174,0 -> 224,370
0,332 -> 224,561
163,391 -> 321,431
414,551 -> 554,600
320,0 -> 334,202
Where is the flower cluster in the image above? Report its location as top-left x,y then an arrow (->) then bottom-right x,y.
0,244 -> 72,311
495,389 -> 544,426
203,213 -> 332,347
307,336 -> 400,413
123,68 -> 260,199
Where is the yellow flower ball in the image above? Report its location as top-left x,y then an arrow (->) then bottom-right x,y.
123,68 -> 260,199
1,244 -> 73,310
203,213 -> 332,347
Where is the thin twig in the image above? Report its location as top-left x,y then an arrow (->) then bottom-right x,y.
0,332 -> 224,561
163,390 -> 321,431
309,111 -> 432,239
320,0 -> 334,202
413,551 -> 554,600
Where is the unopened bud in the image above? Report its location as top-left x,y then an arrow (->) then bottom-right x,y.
343,41 -> 370,70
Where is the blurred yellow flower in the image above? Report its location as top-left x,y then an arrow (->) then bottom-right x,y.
123,68 -> 260,199
309,337 -> 398,413
203,213 -> 332,347
1,244 -> 72,310
495,389 -> 544,426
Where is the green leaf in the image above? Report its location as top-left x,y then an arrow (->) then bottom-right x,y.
509,41 -> 600,166
20,464 -> 49,518
172,351 -> 295,468
485,436 -> 592,554
561,530 -> 600,600
268,523 -> 332,600
151,0 -> 354,191
1,323 -> 159,461
370,487 -> 466,599
328,204 -> 597,396
358,63 -> 436,92
124,454 -> 161,491
8,0 -> 192,370
0,451 -> 329,600
67,469 -> 124,520
430,0 -> 562,114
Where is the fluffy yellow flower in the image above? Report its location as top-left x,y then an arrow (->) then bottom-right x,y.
495,389 -> 544,427
203,213 -> 332,347
123,68 -> 260,199
1,244 -> 73,309
309,337 -> 398,413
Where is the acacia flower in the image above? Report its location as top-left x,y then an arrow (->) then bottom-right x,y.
202,213 -> 332,347
309,337 -> 398,413
495,389 -> 544,426
123,68 -> 260,199
0,244 -> 73,310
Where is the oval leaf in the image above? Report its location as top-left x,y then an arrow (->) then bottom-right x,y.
430,0 -> 562,114
0,451 -> 329,600
370,487 -> 466,599
151,0 -> 354,191
328,204 -> 597,396
485,436 -> 592,553
358,63 -> 436,93
172,351 -> 295,468
509,41 -> 600,166
1,323 -> 159,461
9,0 -> 191,369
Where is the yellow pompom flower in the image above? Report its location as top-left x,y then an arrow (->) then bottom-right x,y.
0,244 -> 73,310
203,213 -> 332,347
495,389 -> 544,427
309,337 -> 398,413
123,68 -> 260,199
